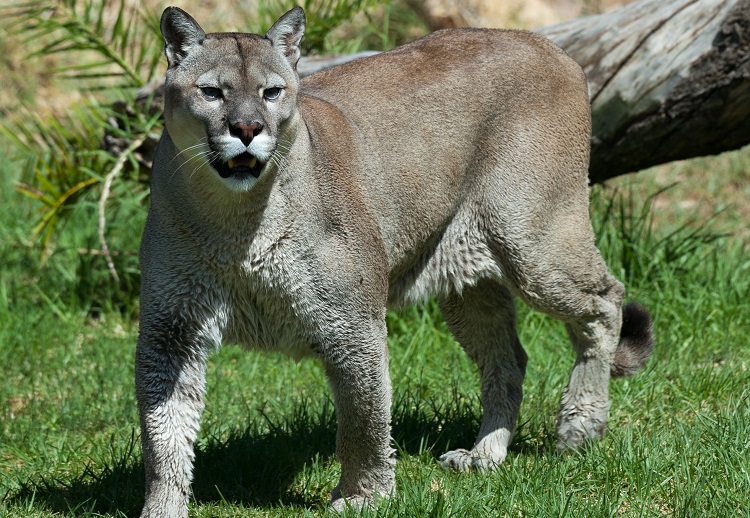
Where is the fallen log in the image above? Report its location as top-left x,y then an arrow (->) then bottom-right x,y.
115,0 -> 750,182
538,0 -> 750,181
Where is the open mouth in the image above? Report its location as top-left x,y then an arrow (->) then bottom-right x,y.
212,152 -> 265,180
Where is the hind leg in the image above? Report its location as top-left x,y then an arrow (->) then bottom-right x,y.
555,277 -> 624,449
438,279 -> 527,471
503,233 -> 625,450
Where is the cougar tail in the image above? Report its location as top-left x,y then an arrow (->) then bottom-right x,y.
611,302 -> 654,378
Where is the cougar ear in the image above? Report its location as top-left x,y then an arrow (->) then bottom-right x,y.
160,7 -> 206,68
265,7 -> 306,70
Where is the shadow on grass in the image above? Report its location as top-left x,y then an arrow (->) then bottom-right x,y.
5,391 -> 550,516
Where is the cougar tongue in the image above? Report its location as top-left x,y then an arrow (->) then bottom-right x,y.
228,155 -> 258,169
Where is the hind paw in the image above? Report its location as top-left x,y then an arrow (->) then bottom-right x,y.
439,448 -> 474,472
440,448 -> 503,472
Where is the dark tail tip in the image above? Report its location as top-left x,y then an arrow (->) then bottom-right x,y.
611,302 -> 654,378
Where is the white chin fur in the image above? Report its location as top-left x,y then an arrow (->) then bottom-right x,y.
219,174 -> 261,193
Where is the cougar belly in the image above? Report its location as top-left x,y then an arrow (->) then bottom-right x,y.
387,221 -> 503,307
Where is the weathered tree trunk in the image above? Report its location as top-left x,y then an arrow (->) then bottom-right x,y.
537,0 -> 750,182
120,0 -> 750,182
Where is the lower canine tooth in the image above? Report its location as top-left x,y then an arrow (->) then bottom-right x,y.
249,157 -> 258,168
228,159 -> 235,168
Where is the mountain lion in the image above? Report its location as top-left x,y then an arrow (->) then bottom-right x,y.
136,6 -> 654,515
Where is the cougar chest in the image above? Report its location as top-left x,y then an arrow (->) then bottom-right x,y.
214,225 -> 317,358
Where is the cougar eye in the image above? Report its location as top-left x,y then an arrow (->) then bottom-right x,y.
263,87 -> 283,101
200,86 -> 223,101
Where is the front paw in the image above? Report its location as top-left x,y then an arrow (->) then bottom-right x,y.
330,476 -> 394,513
330,494 -> 370,513
140,498 -> 189,518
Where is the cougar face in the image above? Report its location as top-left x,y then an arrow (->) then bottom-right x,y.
161,9 -> 302,191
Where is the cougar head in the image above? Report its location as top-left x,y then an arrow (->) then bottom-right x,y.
160,6 -> 306,191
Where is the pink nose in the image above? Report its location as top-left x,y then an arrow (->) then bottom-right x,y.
230,121 -> 263,146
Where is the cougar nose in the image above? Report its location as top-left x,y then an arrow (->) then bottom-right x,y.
230,121 -> 263,146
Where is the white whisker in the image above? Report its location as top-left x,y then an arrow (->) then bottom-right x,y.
188,150 -> 221,181
169,138 -> 209,167
166,137 -> 213,181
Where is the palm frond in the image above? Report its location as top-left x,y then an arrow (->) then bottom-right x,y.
2,0 -> 163,89
6,99 -> 159,255
259,0 -> 380,53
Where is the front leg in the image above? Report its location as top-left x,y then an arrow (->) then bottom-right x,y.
136,317 -> 213,518
323,323 -> 396,511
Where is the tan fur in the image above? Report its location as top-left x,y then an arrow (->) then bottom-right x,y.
136,7 -> 653,516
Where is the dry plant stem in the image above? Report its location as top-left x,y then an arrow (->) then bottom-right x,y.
99,135 -> 145,284
77,248 -> 135,256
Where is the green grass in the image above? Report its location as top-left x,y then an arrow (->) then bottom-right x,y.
2,146 -> 750,517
